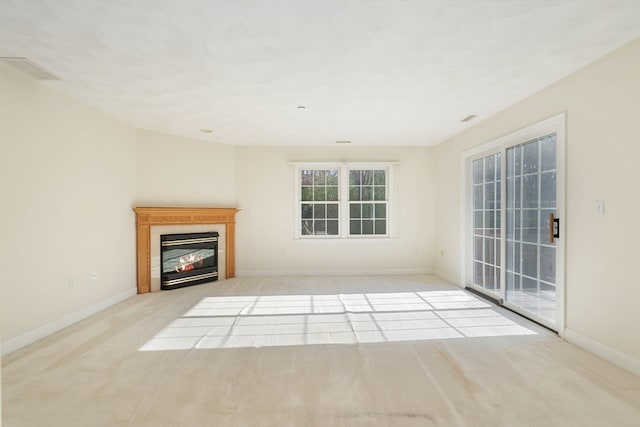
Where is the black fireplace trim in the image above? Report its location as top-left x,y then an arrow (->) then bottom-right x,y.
160,231 -> 219,291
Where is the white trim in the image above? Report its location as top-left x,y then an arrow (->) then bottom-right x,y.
564,328 -> 640,376
237,268 -> 432,277
1,287 -> 137,356
434,269 -> 463,287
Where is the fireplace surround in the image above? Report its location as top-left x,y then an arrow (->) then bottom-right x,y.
133,207 -> 239,294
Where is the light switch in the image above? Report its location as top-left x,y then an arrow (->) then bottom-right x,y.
595,200 -> 605,216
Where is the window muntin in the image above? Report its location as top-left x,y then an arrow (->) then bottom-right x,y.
296,164 -> 391,239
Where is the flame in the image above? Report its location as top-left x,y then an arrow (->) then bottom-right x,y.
175,253 -> 205,273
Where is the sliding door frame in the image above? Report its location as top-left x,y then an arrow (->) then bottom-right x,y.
460,113 -> 566,334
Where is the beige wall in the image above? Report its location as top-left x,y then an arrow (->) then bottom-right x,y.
434,38 -> 640,363
135,129 -> 236,207
0,65 -> 137,344
235,146 -> 435,275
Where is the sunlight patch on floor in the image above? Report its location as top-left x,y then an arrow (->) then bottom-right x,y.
139,290 -> 536,351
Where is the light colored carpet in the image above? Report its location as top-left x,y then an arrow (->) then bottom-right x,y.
3,275 -> 640,426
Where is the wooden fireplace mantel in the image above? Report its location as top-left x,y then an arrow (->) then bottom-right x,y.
133,207 -> 239,294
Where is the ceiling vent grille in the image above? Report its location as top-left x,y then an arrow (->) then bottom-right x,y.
0,57 -> 61,80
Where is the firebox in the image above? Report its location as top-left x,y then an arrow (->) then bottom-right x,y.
160,232 -> 218,290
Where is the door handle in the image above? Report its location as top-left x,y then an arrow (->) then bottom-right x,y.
549,213 -> 560,243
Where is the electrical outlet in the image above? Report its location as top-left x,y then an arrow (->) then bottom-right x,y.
595,200 -> 605,216
91,272 -> 98,281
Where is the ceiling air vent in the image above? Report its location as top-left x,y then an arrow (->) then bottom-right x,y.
0,57 -> 61,80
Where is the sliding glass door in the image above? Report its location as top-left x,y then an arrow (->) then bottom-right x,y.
466,115 -> 564,331
504,134 -> 557,324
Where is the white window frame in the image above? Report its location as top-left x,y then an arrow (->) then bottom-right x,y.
293,162 -> 395,239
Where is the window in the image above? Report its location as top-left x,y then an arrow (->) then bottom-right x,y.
295,163 -> 392,238
349,169 -> 387,235
300,169 -> 340,236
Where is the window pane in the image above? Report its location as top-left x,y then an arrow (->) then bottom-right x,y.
514,146 -> 522,176
375,220 -> 386,235
474,262 -> 483,287
301,204 -> 313,219
485,238 -> 495,265
522,277 -> 537,291
314,220 -> 326,234
374,186 -> 385,200
349,186 -> 360,201
475,211 -> 484,236
350,220 -> 361,235
540,245 -> 556,284
522,140 -> 538,174
484,156 -> 495,182
374,203 -> 386,219
327,220 -> 339,235
484,265 -> 495,290
362,170 -> 373,185
484,183 -> 495,209
522,209 -> 538,243
362,220 -> 374,234
496,153 -> 502,181
362,187 -> 373,201
484,211 -> 495,237
349,170 -> 360,185
314,187 -> 326,201
327,169 -> 339,185
301,170 -> 313,185
350,203 -> 361,218
313,170 -> 326,185
374,170 -> 386,185
514,177 -> 521,208
326,186 -> 339,201
301,220 -> 312,235
327,204 -> 339,219
540,172 -> 556,209
362,204 -> 373,219
314,204 -> 326,219
474,185 -> 483,209
540,134 -> 556,172
301,187 -> 313,201
523,175 -> 538,209
473,159 -> 483,184
474,236 -> 483,262
522,243 -> 537,278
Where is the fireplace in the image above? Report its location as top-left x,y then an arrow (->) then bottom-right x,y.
160,232 -> 218,290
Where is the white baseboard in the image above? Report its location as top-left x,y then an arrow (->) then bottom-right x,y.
434,269 -> 462,287
564,328 -> 640,376
236,268 -> 433,277
1,287 -> 137,357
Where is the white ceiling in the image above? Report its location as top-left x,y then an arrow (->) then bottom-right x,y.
1,0 -> 639,146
